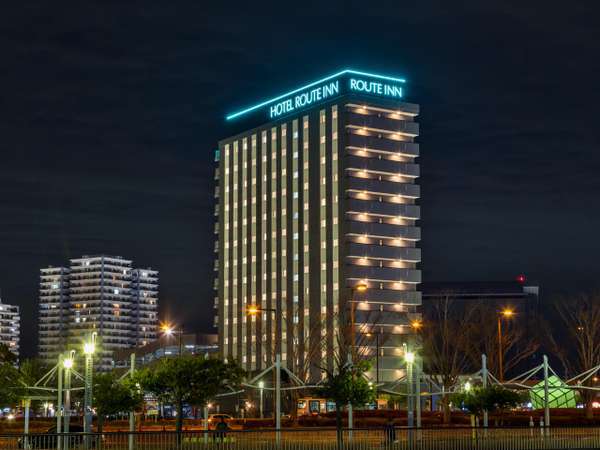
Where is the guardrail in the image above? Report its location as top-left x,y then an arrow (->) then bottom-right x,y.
2,426 -> 600,450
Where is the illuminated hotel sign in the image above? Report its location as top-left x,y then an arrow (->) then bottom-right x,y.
226,69 -> 406,121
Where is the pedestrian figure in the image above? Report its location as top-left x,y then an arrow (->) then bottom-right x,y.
384,417 -> 396,446
214,416 -> 230,442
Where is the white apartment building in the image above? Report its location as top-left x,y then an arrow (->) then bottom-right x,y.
38,255 -> 158,369
0,297 -> 20,359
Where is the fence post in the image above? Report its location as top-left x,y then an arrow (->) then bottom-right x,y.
482,354 -> 488,428
543,355 -> 550,429
129,353 -> 135,450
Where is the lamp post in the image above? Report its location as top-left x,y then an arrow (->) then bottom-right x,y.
247,305 -> 279,438
161,323 -> 184,356
63,350 -> 75,450
258,381 -> 264,419
405,350 -> 415,428
349,283 -> 367,359
83,332 -> 97,435
497,309 -> 514,382
365,332 -> 380,399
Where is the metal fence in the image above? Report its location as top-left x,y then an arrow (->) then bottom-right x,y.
2,427 -> 600,450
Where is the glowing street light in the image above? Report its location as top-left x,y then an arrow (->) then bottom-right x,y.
62,350 -> 75,436
258,381 -> 265,419
404,351 -> 415,364
350,283 -> 368,359
497,308 -> 515,382
161,323 -> 183,355
83,342 -> 95,355
411,320 -> 423,331
464,381 -> 472,392
84,332 -> 97,435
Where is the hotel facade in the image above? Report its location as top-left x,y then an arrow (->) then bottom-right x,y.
215,70 -> 421,383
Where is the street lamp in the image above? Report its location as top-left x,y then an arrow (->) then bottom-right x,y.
258,381 -> 264,419
497,309 -> 514,382
350,283 -> 367,358
63,351 -> 75,439
83,332 -> 97,434
405,350 -> 415,428
161,323 -> 184,356
246,305 -> 280,434
365,332 -> 380,397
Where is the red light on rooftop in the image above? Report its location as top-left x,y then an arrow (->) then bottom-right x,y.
516,274 -> 526,284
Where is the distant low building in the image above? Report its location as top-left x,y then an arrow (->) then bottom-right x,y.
421,279 -> 540,321
112,333 -> 218,368
0,297 -> 20,359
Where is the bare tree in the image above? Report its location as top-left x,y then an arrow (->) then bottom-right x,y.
545,293 -> 600,418
469,301 -> 539,381
421,294 -> 479,424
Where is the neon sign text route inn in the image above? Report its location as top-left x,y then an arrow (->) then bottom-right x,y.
225,69 -> 406,121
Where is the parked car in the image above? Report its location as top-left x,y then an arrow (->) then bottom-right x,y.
18,424 -> 100,449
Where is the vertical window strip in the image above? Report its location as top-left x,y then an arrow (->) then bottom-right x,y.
232,140 -> 238,359
302,116 -> 310,343
292,119 -> 299,365
251,134 -> 257,370
223,144 -> 230,357
241,137 -> 248,366
260,130 -> 268,364
319,110 -> 327,324
280,124 -> 287,360
332,106 -> 339,316
270,128 -> 278,363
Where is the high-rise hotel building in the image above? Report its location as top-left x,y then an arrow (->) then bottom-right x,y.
215,69 -> 421,383
39,255 -> 159,369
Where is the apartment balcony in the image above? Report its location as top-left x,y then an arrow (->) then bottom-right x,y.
346,265 -> 421,284
346,243 -> 421,262
346,155 -> 420,178
345,177 -> 420,199
345,199 -> 420,220
355,310 -> 411,326
345,220 -> 421,241
346,134 -> 419,157
346,112 -> 420,137
352,289 -> 421,305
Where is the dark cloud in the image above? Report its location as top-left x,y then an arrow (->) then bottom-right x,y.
1,0 -> 600,357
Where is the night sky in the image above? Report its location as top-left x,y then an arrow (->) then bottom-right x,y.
2,1 -> 600,358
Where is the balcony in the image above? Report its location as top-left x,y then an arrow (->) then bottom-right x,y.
346,112 -> 420,137
345,199 -> 420,220
345,220 -> 421,240
354,310 -> 410,326
345,177 -> 420,199
353,289 -> 421,304
346,155 -> 419,178
346,265 -> 421,284
346,134 -> 419,157
346,243 -> 421,262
